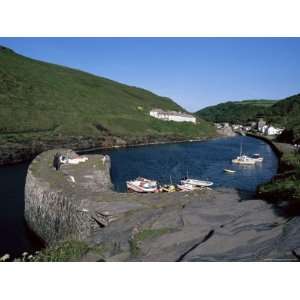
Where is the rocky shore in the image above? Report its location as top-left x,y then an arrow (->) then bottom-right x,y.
24,149 -> 300,261
0,134 -> 212,166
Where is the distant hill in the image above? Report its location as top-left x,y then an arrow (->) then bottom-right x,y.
196,94 -> 300,143
195,99 -> 276,124
270,94 -> 300,143
0,46 -> 215,163
233,99 -> 278,107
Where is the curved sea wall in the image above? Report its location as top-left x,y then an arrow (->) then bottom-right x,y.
24,148 -> 300,261
24,149 -> 113,245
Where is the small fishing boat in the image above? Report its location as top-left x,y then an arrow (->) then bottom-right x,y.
126,177 -> 158,193
224,168 -> 236,173
181,178 -> 214,187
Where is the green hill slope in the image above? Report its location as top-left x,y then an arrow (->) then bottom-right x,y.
195,99 -> 276,124
196,94 -> 300,143
270,94 -> 300,143
0,46 -> 215,164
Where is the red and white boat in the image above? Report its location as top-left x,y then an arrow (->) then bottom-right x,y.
177,183 -> 198,192
126,177 -> 158,193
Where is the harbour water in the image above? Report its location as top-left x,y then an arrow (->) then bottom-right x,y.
0,135 -> 278,257
102,136 -> 278,193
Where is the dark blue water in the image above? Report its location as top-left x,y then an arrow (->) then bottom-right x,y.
101,136 -> 278,193
0,163 -> 43,258
0,135 -> 277,257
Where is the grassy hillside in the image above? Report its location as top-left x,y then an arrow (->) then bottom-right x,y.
195,100 -> 275,124
196,94 -> 300,143
270,94 -> 300,143
0,46 -> 215,151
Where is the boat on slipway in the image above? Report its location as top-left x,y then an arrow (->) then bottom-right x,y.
177,183 -> 198,192
180,178 -> 214,187
126,177 -> 158,193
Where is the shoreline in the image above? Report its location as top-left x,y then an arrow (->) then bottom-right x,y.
78,137 -> 219,154
0,135 -> 219,167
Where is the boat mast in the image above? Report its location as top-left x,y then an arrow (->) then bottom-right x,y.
240,139 -> 243,156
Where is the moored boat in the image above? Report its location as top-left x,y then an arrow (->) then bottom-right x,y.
224,168 -> 236,173
232,138 -> 257,165
232,155 -> 256,165
252,153 -> 264,162
180,178 -> 214,187
177,183 -> 198,192
126,177 -> 158,193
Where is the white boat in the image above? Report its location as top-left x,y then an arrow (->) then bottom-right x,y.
177,183 -> 198,192
126,177 -> 158,193
252,153 -> 264,162
224,168 -> 236,173
232,155 -> 256,165
232,139 -> 256,165
181,178 -> 214,187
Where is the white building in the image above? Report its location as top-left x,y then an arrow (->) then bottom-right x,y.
232,124 -> 242,130
243,126 -> 252,132
257,119 -> 267,132
149,109 -> 196,124
265,126 -> 284,136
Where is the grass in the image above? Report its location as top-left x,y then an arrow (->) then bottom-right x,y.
129,228 -> 171,258
0,47 -> 216,147
34,240 -> 89,262
258,151 -> 300,203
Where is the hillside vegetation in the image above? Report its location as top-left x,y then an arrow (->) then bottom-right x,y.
258,148 -> 300,211
196,94 -> 300,143
0,46 -> 215,163
196,99 -> 277,124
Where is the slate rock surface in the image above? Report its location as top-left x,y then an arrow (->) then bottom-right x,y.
25,149 -> 300,261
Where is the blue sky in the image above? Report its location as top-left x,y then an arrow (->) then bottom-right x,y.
1,37 -> 300,111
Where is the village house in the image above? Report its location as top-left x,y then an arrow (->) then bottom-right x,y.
149,109 -> 196,124
232,124 -> 242,130
259,124 -> 284,136
264,125 -> 284,136
257,118 -> 267,132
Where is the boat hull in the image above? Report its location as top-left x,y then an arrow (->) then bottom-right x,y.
126,179 -> 158,193
181,179 -> 214,187
224,169 -> 236,173
232,159 -> 256,165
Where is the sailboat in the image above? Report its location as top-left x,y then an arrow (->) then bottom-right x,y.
180,169 -> 214,187
232,138 -> 256,165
